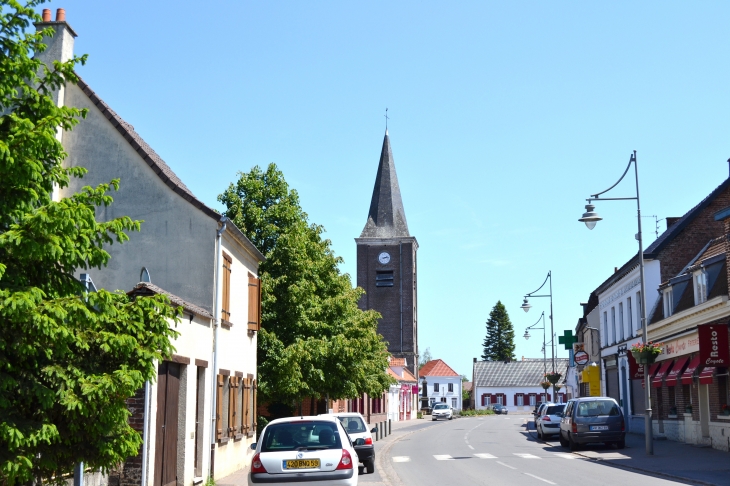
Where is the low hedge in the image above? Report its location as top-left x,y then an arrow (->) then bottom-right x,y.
459,409 -> 495,416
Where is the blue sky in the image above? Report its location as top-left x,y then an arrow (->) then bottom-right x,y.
53,1 -> 730,377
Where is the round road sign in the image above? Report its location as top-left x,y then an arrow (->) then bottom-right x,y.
574,351 -> 589,365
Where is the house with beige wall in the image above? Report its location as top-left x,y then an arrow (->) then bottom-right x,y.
36,10 -> 264,486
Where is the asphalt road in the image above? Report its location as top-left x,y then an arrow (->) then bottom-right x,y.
361,415 -> 700,486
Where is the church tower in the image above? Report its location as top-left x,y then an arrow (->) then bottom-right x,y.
356,130 -> 419,377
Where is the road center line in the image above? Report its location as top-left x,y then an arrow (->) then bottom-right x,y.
524,473 -> 556,484
496,461 -> 516,470
468,445 -> 474,450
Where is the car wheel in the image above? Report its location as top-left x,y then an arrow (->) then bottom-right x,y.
559,431 -> 568,448
616,439 -> 625,449
432,418 -> 437,421
448,415 -> 453,420
365,459 -> 375,474
569,434 -> 580,452
538,425 -> 544,440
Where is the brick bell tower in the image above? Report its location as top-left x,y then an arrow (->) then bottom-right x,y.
356,130 -> 419,377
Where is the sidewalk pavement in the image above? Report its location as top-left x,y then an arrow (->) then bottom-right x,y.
573,433 -> 730,486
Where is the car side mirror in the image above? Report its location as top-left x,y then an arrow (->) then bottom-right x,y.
354,438 -> 366,446
371,427 -> 378,433
250,442 -> 257,450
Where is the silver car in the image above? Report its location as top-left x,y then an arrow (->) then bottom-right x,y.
431,403 -> 453,420
535,403 -> 565,438
559,397 -> 625,451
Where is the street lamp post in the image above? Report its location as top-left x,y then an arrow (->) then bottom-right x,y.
578,150 -> 653,455
521,272 -> 556,401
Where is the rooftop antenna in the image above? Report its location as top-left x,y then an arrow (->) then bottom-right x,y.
384,107 -> 389,131
641,215 -> 663,239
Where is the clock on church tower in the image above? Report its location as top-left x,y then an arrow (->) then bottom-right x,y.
355,129 -> 419,377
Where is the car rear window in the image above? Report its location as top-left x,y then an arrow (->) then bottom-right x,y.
577,400 -> 620,417
546,405 -> 565,415
337,416 -> 366,434
261,421 -> 343,452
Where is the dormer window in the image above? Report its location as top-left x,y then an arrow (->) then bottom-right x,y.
694,270 -> 708,305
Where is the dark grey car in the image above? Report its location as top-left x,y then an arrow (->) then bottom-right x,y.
559,397 -> 625,451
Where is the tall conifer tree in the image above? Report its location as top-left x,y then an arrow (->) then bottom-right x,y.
481,301 -> 516,361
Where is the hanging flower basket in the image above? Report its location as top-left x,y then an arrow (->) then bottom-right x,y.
540,381 -> 551,390
722,404 -> 730,416
545,372 -> 562,385
630,341 -> 664,364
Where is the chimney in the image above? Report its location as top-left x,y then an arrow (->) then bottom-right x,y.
34,7 -> 77,107
666,217 -> 681,230
473,357 -> 477,363
614,267 -> 618,273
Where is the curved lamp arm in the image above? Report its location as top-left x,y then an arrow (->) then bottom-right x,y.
526,311 -> 545,331
524,271 -> 551,298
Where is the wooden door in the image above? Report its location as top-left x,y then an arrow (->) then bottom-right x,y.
154,361 -> 180,486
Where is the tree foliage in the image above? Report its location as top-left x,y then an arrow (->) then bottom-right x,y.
418,347 -> 432,368
0,3 -> 179,484
481,301 -> 515,361
219,164 -> 394,405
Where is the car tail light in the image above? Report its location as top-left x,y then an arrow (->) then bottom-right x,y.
621,420 -> 625,432
542,416 -> 551,421
336,449 -> 353,470
571,422 -> 577,433
251,453 -> 267,473
364,437 -> 373,445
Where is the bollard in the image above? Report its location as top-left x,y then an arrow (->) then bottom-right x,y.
379,421 -> 383,440
389,419 -> 392,436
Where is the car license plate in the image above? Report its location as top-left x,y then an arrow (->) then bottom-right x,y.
284,459 -> 320,469
590,425 -> 609,431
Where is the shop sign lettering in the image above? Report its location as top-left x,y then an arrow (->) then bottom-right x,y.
698,324 -> 729,367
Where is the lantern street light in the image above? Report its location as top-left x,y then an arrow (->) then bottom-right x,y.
521,272 -> 557,401
524,311 -> 548,379
578,150 -> 653,455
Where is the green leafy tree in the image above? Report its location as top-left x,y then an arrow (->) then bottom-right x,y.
481,301 -> 515,361
219,164 -> 393,405
0,3 -> 180,484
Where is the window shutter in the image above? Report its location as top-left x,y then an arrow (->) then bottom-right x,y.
228,376 -> 237,437
248,275 -> 261,331
514,394 -> 518,406
242,377 -> 251,435
222,253 -> 232,323
216,375 -> 224,440
252,379 -> 258,435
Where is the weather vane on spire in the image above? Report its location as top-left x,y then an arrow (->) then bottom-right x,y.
384,107 -> 389,130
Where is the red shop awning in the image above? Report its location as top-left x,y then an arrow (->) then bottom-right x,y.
652,360 -> 674,388
642,362 -> 662,388
681,356 -> 701,385
665,356 -> 690,386
699,366 -> 715,385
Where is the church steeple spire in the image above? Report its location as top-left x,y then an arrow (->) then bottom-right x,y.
361,130 -> 410,238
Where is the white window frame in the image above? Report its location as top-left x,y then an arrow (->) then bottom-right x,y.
529,394 -> 536,406
603,311 -> 608,347
618,302 -> 625,342
496,395 -> 503,405
516,394 -> 524,406
663,287 -> 673,318
451,398 -> 457,408
611,307 -> 616,344
627,297 -> 633,337
636,291 -> 642,331
694,270 -> 708,305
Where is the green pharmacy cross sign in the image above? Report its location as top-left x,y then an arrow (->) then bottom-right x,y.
559,330 -> 578,350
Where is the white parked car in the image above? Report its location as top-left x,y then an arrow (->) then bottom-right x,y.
325,412 -> 378,474
536,402 -> 566,439
431,403 -> 453,421
248,415 -> 359,485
